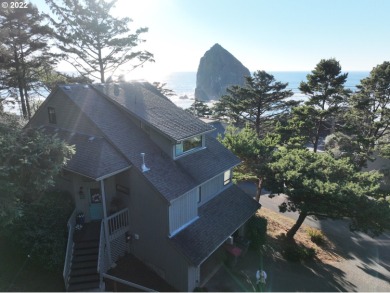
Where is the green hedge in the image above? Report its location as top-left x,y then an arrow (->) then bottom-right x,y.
245,215 -> 267,250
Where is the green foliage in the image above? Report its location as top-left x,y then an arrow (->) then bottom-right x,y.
0,113 -> 74,225
219,124 -> 279,200
152,82 -> 176,97
46,0 -> 154,82
186,100 -> 212,117
6,190 -> 74,270
282,243 -> 316,262
214,70 -> 295,136
297,58 -> 350,152
342,61 -> 390,168
307,228 -> 325,245
0,1 -> 55,118
245,215 -> 267,250
267,147 -> 390,239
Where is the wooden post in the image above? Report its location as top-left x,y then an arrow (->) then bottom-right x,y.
100,179 -> 113,266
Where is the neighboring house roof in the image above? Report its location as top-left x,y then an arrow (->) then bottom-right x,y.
170,184 -> 261,266
177,135 -> 240,184
41,125 -> 129,180
93,83 -> 215,141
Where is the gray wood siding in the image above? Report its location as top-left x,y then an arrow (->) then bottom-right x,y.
148,127 -> 174,158
128,168 -> 191,291
199,173 -> 224,206
29,91 -> 102,136
169,188 -> 198,235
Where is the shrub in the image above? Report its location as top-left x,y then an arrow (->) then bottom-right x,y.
245,215 -> 267,250
6,190 -> 74,271
282,243 -> 316,262
307,228 -> 325,245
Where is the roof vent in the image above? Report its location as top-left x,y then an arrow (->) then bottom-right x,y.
88,136 -> 95,142
63,86 -> 71,90
83,85 -> 89,89
140,153 -> 150,173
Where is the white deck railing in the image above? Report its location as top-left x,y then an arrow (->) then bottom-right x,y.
63,209 -> 77,290
97,221 -> 106,290
107,208 -> 130,241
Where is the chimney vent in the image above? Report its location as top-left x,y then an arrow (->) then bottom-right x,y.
140,153 -> 150,173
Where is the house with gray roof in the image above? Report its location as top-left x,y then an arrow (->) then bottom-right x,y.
26,82 -> 260,292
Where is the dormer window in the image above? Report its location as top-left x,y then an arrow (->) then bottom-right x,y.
175,135 -> 203,157
48,107 -> 57,124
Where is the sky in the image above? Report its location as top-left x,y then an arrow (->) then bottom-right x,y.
30,0 -> 390,80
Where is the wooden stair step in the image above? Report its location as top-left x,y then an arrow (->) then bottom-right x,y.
73,247 -> 99,256
71,260 -> 97,270
70,267 -> 98,277
69,274 -> 99,285
74,240 -> 99,249
68,281 -> 100,292
72,254 -> 98,262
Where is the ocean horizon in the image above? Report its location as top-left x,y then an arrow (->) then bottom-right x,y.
4,71 -> 370,114
155,71 -> 370,109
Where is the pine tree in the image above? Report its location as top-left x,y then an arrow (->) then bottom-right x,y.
45,0 -> 154,83
214,70 -> 294,137
298,58 -> 350,152
0,1 -> 54,119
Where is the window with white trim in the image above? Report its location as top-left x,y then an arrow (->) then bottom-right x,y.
175,135 -> 203,157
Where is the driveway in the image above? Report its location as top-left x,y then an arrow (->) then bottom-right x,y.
205,182 -> 390,292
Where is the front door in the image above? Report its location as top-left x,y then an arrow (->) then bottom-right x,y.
89,187 -> 103,220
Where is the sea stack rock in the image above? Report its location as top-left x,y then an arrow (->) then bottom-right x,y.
195,43 -> 251,101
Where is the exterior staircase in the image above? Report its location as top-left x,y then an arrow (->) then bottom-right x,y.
67,221 -> 101,292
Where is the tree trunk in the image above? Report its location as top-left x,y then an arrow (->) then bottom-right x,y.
286,211 -> 307,240
255,177 -> 263,202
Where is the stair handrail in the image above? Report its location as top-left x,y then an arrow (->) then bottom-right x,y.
107,208 -> 130,240
97,220 -> 106,290
63,208 -> 77,290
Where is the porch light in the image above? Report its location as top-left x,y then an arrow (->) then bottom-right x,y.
125,231 -> 131,242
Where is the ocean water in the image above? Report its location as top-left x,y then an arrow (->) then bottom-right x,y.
159,71 -> 370,109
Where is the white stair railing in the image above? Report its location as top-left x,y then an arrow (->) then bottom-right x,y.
97,221 -> 107,291
63,209 -> 77,290
107,208 -> 130,241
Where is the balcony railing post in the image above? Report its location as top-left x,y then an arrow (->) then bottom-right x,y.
100,179 -> 113,267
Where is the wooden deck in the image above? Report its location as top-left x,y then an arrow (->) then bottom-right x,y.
104,254 -> 176,292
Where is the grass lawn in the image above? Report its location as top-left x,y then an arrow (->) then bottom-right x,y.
0,236 -> 65,292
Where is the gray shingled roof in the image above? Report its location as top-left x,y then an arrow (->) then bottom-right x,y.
176,135 -> 240,184
59,84 -> 198,201
41,126 -> 129,180
92,83 -> 215,141
170,185 -> 261,266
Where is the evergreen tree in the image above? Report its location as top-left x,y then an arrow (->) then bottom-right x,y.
340,62 -> 390,168
45,0 -> 154,83
186,99 -> 212,117
0,112 -> 74,226
297,58 -> 350,152
267,147 -> 389,240
219,124 -> 278,202
0,1 -> 54,119
214,70 -> 295,137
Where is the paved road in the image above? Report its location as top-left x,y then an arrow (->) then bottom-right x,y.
234,182 -> 390,292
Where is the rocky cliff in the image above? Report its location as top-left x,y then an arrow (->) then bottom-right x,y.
195,43 -> 251,101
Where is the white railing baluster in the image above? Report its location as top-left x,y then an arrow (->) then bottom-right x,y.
63,209 -> 77,290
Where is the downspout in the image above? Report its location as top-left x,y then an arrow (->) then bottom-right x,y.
100,179 -> 113,266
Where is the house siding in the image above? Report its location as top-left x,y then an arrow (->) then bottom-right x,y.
29,91 -> 102,136
148,127 -> 174,158
169,188 -> 198,235
127,168 -> 191,291
199,173 -> 225,206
